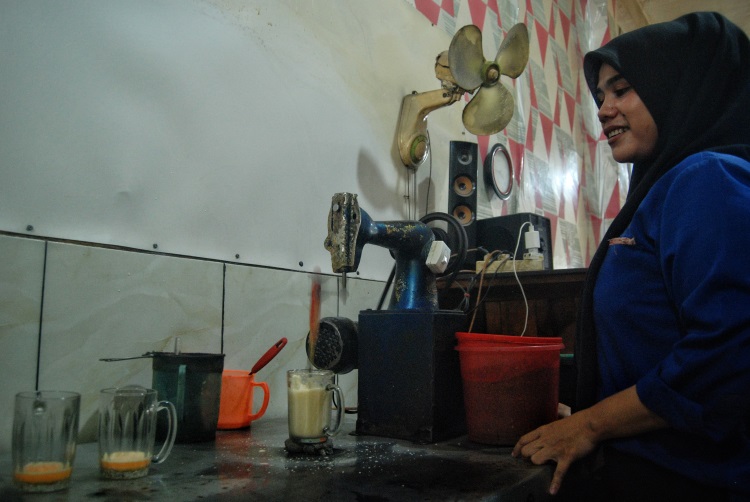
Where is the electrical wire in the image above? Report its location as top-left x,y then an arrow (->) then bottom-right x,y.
440,247 -> 492,312
411,169 -> 417,219
451,249 -> 503,313
404,169 -> 414,220
423,130 -> 433,217
376,265 -> 396,310
462,222 -> 532,336
512,221 -> 532,336
467,251 -> 510,332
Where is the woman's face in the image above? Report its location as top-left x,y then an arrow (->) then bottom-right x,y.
595,63 -> 658,163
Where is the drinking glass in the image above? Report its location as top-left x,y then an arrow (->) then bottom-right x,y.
286,369 -> 344,445
12,390 -> 80,492
98,385 -> 177,479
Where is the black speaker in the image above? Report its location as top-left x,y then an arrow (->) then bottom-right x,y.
448,141 -> 478,255
476,213 -> 554,270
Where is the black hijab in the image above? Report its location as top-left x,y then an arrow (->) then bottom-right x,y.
575,12 -> 750,411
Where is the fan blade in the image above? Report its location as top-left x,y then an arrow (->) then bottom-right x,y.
495,23 -> 530,78
448,25 -> 485,91
462,83 -> 515,136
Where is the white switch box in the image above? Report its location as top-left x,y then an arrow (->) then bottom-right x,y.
426,241 -> 451,274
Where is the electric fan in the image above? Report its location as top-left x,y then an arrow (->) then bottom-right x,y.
396,23 -> 530,169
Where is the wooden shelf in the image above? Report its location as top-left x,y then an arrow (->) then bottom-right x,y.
437,268 -> 587,354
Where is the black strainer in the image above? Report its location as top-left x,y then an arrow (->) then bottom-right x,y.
306,317 -> 358,374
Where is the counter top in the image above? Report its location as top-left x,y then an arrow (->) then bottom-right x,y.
0,417 -> 553,501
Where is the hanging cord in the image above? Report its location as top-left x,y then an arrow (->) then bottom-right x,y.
376,265 -> 396,310
466,222 -> 532,335
423,130 -> 433,217
447,272 -> 474,312
464,249 -> 511,311
404,169 -> 413,220
467,251 -> 510,332
512,222 -> 532,336
410,169 -> 417,219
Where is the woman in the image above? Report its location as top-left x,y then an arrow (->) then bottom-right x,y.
512,12 -> 750,501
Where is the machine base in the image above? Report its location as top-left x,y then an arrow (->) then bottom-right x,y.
356,310 -> 468,443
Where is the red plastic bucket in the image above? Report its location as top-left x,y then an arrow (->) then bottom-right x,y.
456,332 -> 562,347
455,333 -> 564,445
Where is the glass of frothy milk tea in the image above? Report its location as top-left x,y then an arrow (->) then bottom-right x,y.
98,386 -> 177,479
287,369 -> 344,444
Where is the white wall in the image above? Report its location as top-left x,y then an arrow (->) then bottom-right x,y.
0,0 -> 467,280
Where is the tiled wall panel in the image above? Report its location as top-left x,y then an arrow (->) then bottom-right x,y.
0,236 -> 45,451
0,235 -> 383,452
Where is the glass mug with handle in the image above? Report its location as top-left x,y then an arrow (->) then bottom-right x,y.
98,385 -> 177,479
12,390 -> 81,492
286,369 -> 344,445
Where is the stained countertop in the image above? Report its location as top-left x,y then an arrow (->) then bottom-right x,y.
0,417 -> 553,501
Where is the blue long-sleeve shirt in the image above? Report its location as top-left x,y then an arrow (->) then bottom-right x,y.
593,151 -> 750,496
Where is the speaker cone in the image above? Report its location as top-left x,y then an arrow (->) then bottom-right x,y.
457,151 -> 474,165
452,204 -> 475,225
453,175 -> 476,197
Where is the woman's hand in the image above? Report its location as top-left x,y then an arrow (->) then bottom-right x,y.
512,410 -> 598,495
512,386 -> 668,495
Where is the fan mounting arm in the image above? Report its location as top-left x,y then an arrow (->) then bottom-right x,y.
397,88 -> 462,169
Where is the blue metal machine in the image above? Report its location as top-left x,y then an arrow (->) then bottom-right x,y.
322,193 -> 467,443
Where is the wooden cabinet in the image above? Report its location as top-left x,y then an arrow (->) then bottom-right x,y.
438,268 -> 586,352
